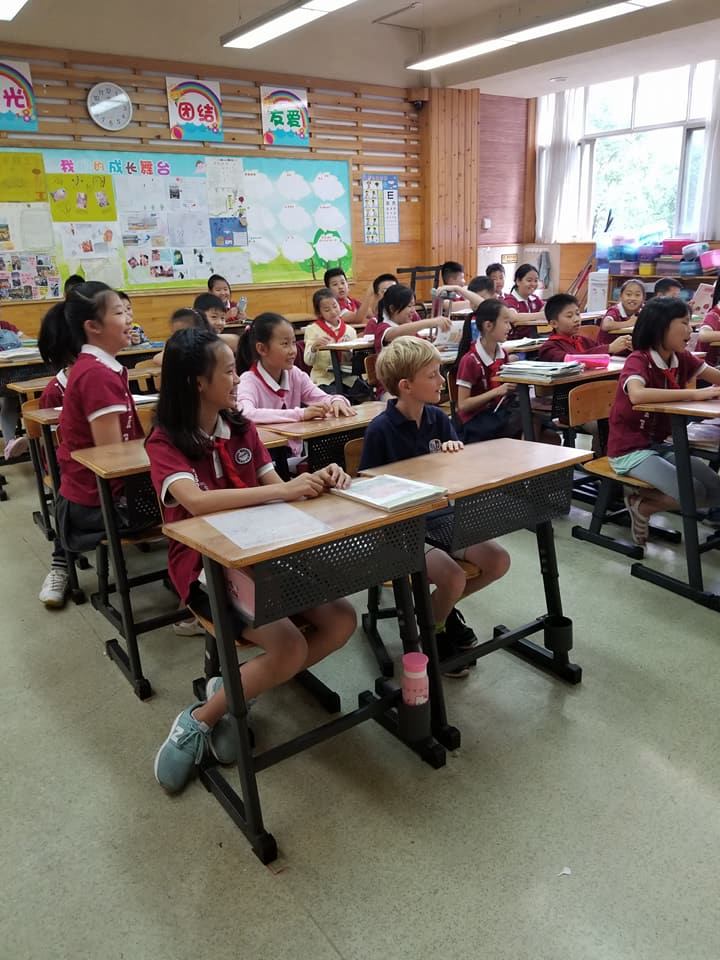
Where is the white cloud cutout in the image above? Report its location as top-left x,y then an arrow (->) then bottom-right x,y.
242,170 -> 274,201
249,236 -> 279,264
281,236 -> 314,262
314,233 -> 347,262
312,173 -> 345,201
245,205 -> 276,233
278,203 -> 313,233
276,171 -> 311,201
314,203 -> 346,231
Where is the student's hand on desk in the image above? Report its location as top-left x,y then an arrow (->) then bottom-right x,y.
316,462 -> 351,489
496,382 -> 516,396
282,473 -> 325,500
609,335 -> 632,354
441,440 -> 464,452
314,334 -> 332,349
694,386 -> 720,401
331,400 -> 357,417
304,403 -> 329,420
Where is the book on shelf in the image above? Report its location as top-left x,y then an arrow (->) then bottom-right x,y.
331,474 -> 447,513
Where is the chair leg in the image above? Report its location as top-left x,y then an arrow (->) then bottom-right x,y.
572,478 -> 644,559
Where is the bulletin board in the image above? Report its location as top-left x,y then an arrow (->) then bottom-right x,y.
0,147 -> 353,302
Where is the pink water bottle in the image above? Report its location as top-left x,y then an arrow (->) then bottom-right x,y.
401,652 -> 429,706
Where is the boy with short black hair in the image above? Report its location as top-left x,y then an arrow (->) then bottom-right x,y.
653,278 -> 683,298
323,267 -> 361,321
359,336 -> 511,676
440,261 -> 465,286
539,293 -> 632,362
193,292 -> 227,334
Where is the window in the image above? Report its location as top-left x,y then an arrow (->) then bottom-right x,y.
580,62 -> 714,238
585,77 -> 633,134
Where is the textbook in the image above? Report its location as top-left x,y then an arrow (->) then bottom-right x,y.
331,474 -> 447,512
502,336 -> 546,350
499,360 -> 585,383
433,319 -> 465,350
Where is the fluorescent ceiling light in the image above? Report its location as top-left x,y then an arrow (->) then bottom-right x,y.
409,38 -> 514,71
407,0 -> 673,70
0,0 -> 30,20
222,0 -> 361,49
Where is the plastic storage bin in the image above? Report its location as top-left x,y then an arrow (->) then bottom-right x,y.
638,262 -> 655,276
679,261 -> 701,277
638,244 -> 662,261
662,238 -> 688,256
699,249 -> 720,272
682,242 -> 709,261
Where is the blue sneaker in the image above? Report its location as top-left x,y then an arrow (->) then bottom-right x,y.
154,703 -> 210,793
205,676 -> 253,765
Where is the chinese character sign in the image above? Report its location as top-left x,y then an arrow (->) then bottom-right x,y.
261,87 -> 309,149
166,76 -> 223,142
0,60 -> 37,132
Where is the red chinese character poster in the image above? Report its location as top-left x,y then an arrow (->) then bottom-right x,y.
0,60 -> 37,132
166,76 -> 223,142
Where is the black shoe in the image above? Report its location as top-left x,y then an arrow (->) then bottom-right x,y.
435,630 -> 470,679
444,607 -> 479,650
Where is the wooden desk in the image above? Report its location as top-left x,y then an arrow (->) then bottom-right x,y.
163,493 -> 450,862
267,400 -> 386,470
0,352 -> 49,392
498,360 -> 624,440
6,365 -> 158,402
361,439 -> 591,694
117,343 -> 164,368
629,397 -> 720,610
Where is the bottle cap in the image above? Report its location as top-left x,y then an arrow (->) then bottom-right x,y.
402,652 -> 428,678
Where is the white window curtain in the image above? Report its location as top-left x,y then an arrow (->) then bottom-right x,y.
698,61 -> 720,240
535,88 -> 588,243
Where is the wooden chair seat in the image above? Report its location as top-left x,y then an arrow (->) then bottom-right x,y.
100,526 -> 165,547
187,605 -> 255,649
43,473 -> 54,491
582,456 -> 652,489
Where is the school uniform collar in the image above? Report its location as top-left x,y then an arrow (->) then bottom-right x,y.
475,340 -> 504,365
57,368 -> 68,388
381,311 -> 398,328
80,344 -> 124,373
649,349 -> 678,370
203,415 -> 231,440
253,361 -> 289,395
617,303 -> 629,319
386,398 -> 434,429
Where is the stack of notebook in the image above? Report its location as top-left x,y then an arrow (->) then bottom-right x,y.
500,360 -> 585,383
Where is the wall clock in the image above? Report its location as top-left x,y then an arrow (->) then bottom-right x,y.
86,82 -> 133,131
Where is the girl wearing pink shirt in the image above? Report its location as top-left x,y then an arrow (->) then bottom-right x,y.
235,312 -> 356,456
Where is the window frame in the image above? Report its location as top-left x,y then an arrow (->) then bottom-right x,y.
579,61 -> 709,237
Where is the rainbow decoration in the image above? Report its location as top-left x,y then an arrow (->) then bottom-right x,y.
166,76 -> 223,142
0,60 -> 37,132
261,86 -> 309,149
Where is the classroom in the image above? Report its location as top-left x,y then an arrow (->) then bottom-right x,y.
2,1 -> 720,957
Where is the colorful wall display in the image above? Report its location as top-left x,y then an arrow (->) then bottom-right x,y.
261,86 -> 309,148
0,60 -> 37,133
0,147 -> 352,299
166,76 -> 223,142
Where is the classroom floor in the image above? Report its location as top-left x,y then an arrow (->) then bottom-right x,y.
3,457 -> 720,960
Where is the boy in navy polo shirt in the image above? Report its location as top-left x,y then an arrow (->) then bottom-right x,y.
360,337 -> 511,676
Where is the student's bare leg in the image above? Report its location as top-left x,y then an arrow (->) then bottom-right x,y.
193,601 -> 355,726
460,541 -> 511,595
425,548 -> 466,623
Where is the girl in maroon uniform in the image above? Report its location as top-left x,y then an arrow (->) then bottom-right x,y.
147,327 -> 355,794
608,297 -> 720,546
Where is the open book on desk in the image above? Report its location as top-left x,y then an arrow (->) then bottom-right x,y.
331,474 -> 447,512
502,336 -> 546,351
432,319 -> 465,350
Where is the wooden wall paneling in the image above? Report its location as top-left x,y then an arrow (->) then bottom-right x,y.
523,98 -> 537,244
477,94 -> 529,246
0,40 -> 426,327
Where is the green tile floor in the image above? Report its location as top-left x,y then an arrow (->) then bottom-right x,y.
2,457 -> 720,960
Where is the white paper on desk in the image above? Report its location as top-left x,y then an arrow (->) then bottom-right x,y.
204,502 -> 330,550
133,393 -> 159,405
1,347 -> 41,359
433,319 -> 465,349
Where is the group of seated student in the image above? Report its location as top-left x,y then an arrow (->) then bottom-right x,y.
20,261 -> 720,787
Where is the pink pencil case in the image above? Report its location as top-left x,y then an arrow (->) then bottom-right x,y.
565,353 -> 611,368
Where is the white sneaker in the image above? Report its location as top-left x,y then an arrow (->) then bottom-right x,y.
172,618 -> 206,637
4,436 -> 29,460
39,567 -> 69,608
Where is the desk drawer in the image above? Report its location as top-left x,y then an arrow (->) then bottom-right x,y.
250,514 -> 425,626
